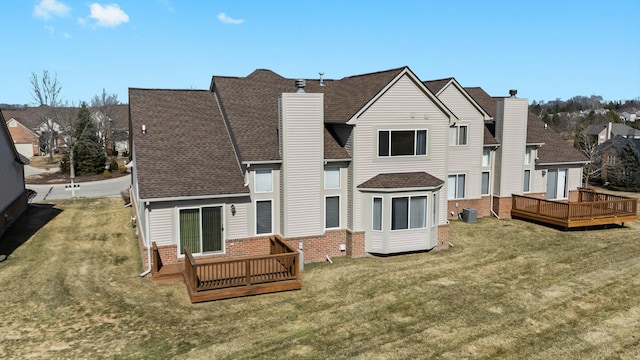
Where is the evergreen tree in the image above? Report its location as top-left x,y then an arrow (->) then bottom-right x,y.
610,142 -> 640,189
71,102 -> 106,175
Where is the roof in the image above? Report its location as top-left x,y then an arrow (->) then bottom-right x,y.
1,107 -> 46,130
597,135 -> 640,158
585,123 -> 640,138
324,127 -> 350,160
212,67 -> 407,162
465,87 -> 587,164
357,172 -> 444,190
423,78 -> 453,95
129,88 -> 248,200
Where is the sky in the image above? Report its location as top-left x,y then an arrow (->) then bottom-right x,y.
1,0 -> 639,106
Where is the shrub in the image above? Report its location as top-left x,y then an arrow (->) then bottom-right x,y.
103,170 -> 112,178
119,164 -> 128,174
110,159 -> 119,172
120,189 -> 131,204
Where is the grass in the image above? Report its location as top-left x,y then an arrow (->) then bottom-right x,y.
1,197 -> 639,359
28,154 -> 63,169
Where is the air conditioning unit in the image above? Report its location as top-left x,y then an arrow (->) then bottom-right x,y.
462,208 -> 477,223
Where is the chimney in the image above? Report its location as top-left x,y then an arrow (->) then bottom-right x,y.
607,122 -> 612,141
295,79 -> 306,93
319,72 -> 325,87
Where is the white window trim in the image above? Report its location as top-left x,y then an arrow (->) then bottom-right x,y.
377,129 -> 429,158
431,193 -> 437,228
482,148 -> 491,167
450,124 -> 468,146
523,169 -> 531,193
255,199 -> 274,235
177,205 -> 225,257
324,195 -> 341,230
372,196 -> 383,232
390,195 -> 428,231
324,166 -> 340,189
254,168 -> 273,193
448,173 -> 466,200
481,171 -> 490,195
525,148 -> 533,165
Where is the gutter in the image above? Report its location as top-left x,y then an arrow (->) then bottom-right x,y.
139,192 -> 250,204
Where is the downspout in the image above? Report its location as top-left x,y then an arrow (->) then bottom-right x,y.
139,201 -> 152,277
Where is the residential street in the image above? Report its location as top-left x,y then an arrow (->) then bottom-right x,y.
26,174 -> 131,201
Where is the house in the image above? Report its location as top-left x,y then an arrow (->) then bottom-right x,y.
2,105 -> 131,157
585,122 -> 640,145
596,135 -> 640,182
4,117 -> 39,157
129,66 -> 588,270
0,111 -> 29,238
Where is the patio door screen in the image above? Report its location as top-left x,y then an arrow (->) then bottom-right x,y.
179,206 -> 222,254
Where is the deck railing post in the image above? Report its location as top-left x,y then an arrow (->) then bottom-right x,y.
245,259 -> 251,286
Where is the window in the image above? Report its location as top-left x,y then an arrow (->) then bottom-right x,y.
378,130 -> 427,157
431,193 -> 437,227
325,196 -> 340,229
546,169 -> 568,200
481,171 -> 490,195
482,148 -> 491,167
324,167 -> 340,189
255,169 -> 272,193
256,200 -> 272,234
447,174 -> 466,199
525,148 -> 533,165
523,170 -> 531,192
449,125 -> 468,146
373,197 -> 382,231
391,196 -> 427,230
607,155 -> 616,166
179,207 -> 222,254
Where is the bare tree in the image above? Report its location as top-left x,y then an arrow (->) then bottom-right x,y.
574,123 -> 601,187
30,70 -> 63,163
90,89 -> 120,156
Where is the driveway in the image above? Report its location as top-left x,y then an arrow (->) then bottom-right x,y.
27,174 -> 131,201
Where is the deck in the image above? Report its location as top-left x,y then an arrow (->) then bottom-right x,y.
151,236 -> 301,303
511,188 -> 638,229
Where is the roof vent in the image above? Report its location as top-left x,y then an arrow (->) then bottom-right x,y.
509,89 -> 517,97
295,79 -> 306,93
319,72 -> 325,87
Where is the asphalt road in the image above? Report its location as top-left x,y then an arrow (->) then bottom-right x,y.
27,174 -> 131,202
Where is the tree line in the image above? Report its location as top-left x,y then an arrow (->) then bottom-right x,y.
29,70 -> 121,177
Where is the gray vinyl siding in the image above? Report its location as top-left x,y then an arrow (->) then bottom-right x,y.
352,74 -> 449,231
0,134 -> 25,213
439,84 -> 485,200
248,165 -> 280,236
148,206 -> 173,246
280,93 -> 324,237
494,98 -> 528,196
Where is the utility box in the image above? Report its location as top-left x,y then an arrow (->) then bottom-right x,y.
462,208 -> 477,223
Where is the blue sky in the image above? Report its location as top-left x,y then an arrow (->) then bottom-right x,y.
1,0 -> 639,106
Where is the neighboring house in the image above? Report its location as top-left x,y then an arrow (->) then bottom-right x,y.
596,135 -> 640,181
2,105 -> 131,157
585,122 -> 640,145
129,66 -> 588,269
0,111 -> 29,239
5,117 -> 39,157
91,104 -> 130,156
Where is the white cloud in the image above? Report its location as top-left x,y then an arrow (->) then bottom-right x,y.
89,3 -> 130,27
217,12 -> 244,25
34,0 -> 71,19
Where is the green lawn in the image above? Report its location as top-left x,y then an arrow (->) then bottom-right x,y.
0,197 -> 639,359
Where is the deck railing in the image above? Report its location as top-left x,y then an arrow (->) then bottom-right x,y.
151,242 -> 162,277
512,190 -> 637,227
183,236 -> 300,293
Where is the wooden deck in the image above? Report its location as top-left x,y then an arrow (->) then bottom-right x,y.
151,236 -> 301,303
511,188 -> 638,229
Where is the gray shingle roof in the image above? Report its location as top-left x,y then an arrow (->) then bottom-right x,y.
212,67 -> 406,162
129,88 -> 248,200
423,78 -> 453,95
357,172 -> 444,190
